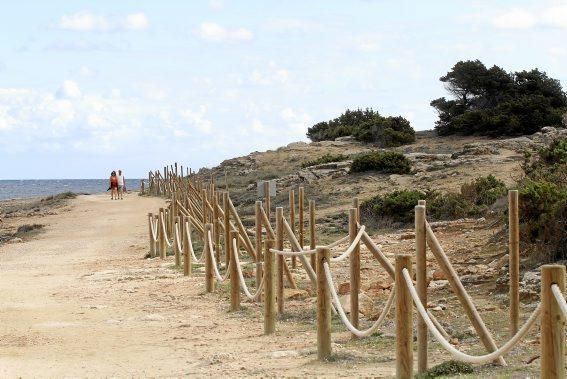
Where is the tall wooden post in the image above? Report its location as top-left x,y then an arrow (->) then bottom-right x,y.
183,216 -> 191,276
159,208 -> 166,259
264,180 -> 271,222
289,189 -> 296,268
317,247 -> 331,360
415,203 -> 427,373
264,240 -> 276,334
508,190 -> 520,336
213,192 -> 221,263
255,201 -> 263,295
223,192 -> 230,266
349,208 -> 360,335
353,197 -> 360,224
396,254 -> 413,379
309,200 -> 316,271
202,189 -> 208,225
276,207 -> 284,314
540,264 -> 565,379
174,216 -> 181,267
230,230 -> 240,311
298,187 -> 305,249
148,213 -> 156,258
204,223 -> 214,293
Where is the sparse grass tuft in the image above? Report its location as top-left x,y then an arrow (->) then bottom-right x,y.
415,360 -> 473,378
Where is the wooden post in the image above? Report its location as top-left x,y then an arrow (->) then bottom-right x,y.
276,207 -> 285,314
223,192 -> 230,267
159,208 -> 166,259
213,192 -> 221,264
540,264 -> 565,379
298,187 -> 304,250
264,240 -> 276,334
255,201 -> 263,296
396,254 -> 413,379
148,213 -> 155,258
140,180 -> 145,194
309,200 -> 316,271
289,189 -> 296,268
349,208 -> 360,335
317,247 -> 331,360
204,223 -> 214,292
353,197 -> 360,224
174,216 -> 181,266
508,190 -> 520,336
202,189 -> 208,224
230,230 -> 240,311
183,216 -> 191,276
264,180 -> 271,221
415,203 -> 427,373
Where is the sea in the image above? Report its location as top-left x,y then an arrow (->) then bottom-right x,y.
0,179 -> 145,201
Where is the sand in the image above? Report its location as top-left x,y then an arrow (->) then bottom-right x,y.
0,194 -> 396,377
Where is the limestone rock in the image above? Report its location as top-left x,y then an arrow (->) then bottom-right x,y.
284,288 -> 308,300
338,282 -> 350,295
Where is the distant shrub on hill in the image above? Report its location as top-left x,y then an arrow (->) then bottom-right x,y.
350,151 -> 411,174
301,153 -> 349,168
431,60 -> 567,137
360,175 -> 507,224
306,108 -> 415,147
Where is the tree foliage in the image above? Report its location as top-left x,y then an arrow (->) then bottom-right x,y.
306,108 -> 415,147
431,60 -> 567,136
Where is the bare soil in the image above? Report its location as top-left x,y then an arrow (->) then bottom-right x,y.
0,193 -> 545,377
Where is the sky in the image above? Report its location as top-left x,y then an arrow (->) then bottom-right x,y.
1,0 -> 566,179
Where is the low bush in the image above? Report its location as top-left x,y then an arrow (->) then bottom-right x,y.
360,174 -> 507,224
350,151 -> 411,174
519,138 -> 567,263
301,153 -> 349,168
415,360 -> 473,378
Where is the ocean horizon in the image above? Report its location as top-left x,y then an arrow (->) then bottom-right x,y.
0,179 -> 145,201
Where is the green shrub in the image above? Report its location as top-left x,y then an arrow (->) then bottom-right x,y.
350,151 -> 411,174
460,174 -> 507,206
361,189 -> 424,223
415,360 -> 473,378
306,108 -> 415,146
301,153 -> 349,168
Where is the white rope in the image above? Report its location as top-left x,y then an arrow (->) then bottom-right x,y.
160,213 -> 173,248
207,231 -> 230,282
282,219 -> 317,285
174,223 -> 183,253
330,225 -> 366,262
184,222 -> 202,263
402,268 -> 541,364
232,238 -> 265,301
326,235 -> 350,249
551,284 -> 567,319
269,248 -> 317,257
149,216 -> 159,241
323,261 -> 394,337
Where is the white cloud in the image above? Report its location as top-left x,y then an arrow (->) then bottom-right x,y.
179,106 -> 212,133
57,11 -> 149,32
209,0 -> 225,11
56,80 -> 82,99
353,33 -> 382,52
196,22 -> 253,42
493,4 -> 567,29
549,46 -> 567,56
251,62 -> 289,85
268,18 -> 317,33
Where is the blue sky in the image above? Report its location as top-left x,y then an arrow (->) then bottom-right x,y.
1,0 -> 566,179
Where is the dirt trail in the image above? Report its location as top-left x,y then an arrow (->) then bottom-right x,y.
0,194 -> 395,377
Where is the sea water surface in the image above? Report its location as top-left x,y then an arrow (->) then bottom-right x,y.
0,179 -> 144,201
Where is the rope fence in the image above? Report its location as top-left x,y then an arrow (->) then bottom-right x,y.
143,165 -> 566,379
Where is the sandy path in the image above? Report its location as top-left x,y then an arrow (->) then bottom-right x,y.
0,194 -> 395,377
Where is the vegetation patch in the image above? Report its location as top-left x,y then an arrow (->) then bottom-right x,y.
415,360 -> 473,378
306,108 -> 415,147
361,175 -> 507,224
350,151 -> 412,174
301,153 -> 349,168
519,138 -> 566,263
431,60 -> 567,136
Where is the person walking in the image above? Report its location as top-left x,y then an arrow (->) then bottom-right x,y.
109,171 -> 119,200
117,169 -> 126,200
